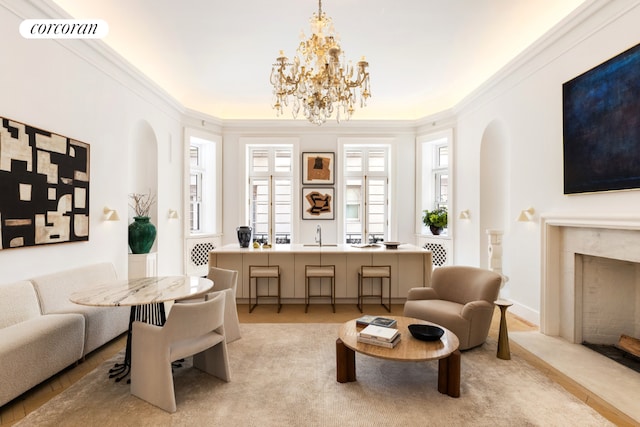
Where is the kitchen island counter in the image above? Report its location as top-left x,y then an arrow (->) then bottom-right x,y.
209,244 -> 432,305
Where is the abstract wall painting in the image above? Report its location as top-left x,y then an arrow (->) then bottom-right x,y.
302,187 -> 334,220
563,42 -> 640,194
0,117 -> 90,250
302,152 -> 334,185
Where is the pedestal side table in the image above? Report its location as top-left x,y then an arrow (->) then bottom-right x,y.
495,299 -> 513,360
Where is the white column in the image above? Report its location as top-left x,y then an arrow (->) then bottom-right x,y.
486,229 -> 508,288
128,252 -> 158,279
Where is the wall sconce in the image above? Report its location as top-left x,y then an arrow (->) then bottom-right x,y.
517,207 -> 535,222
458,209 -> 470,220
168,209 -> 179,219
103,207 -> 120,221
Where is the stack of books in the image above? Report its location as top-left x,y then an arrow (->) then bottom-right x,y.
357,324 -> 401,348
355,315 -> 397,328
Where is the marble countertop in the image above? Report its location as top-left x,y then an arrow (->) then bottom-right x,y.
211,243 -> 428,254
69,276 -> 213,307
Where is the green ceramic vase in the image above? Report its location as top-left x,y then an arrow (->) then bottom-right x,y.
128,216 -> 157,254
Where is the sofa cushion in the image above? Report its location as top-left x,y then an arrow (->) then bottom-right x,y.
70,304 -> 130,355
30,262 -> 129,356
0,313 -> 84,407
30,262 -> 117,314
0,281 -> 41,329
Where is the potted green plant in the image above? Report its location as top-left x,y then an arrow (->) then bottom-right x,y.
422,207 -> 447,235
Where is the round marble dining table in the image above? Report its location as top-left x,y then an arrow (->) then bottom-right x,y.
70,276 -> 214,382
69,276 -> 213,307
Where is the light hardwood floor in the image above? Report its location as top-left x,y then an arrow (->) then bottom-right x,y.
0,304 -> 634,426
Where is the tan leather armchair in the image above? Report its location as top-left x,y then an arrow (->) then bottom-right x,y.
131,293 -> 230,412
403,266 -> 502,350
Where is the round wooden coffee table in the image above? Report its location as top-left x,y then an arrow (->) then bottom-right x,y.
336,315 -> 461,397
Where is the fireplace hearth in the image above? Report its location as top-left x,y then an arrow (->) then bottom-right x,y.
583,342 -> 640,373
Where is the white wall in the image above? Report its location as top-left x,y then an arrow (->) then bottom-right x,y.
0,0 -> 184,282
453,0 -> 640,323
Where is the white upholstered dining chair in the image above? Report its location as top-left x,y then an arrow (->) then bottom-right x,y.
205,267 -> 241,343
130,292 -> 231,413
175,267 -> 241,343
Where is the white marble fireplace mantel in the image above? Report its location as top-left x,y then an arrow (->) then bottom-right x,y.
516,214 -> 640,424
541,213 -> 640,231
540,214 -> 640,339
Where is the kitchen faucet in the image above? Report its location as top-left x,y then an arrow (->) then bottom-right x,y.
315,224 -> 322,247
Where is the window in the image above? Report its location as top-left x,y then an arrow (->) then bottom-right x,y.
186,130 -> 221,235
433,144 -> 449,210
417,130 -> 451,235
247,145 -> 293,244
343,146 -> 390,244
190,146 -> 203,231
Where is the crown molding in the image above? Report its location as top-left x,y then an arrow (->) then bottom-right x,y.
4,0 -> 185,120
453,0 -> 631,118
7,0 -> 626,131
182,106 -> 422,135
414,108 -> 457,133
183,108 -> 224,133
218,117 -> 417,135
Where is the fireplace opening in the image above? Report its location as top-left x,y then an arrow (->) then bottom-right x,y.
577,253 -> 640,373
583,341 -> 640,374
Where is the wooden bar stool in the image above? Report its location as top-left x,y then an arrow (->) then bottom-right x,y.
358,265 -> 391,313
305,265 -> 336,313
248,265 -> 281,313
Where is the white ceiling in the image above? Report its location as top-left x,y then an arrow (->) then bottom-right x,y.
51,0 -> 587,121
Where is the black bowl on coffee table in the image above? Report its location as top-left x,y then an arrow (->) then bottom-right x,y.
408,324 -> 445,341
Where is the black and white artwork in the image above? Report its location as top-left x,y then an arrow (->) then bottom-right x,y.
0,117 -> 90,250
302,187 -> 334,220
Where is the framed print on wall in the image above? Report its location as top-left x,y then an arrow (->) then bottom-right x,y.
302,152 -> 334,185
0,116 -> 90,250
302,187 -> 334,220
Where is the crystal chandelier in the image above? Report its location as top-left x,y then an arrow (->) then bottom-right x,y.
270,0 -> 371,125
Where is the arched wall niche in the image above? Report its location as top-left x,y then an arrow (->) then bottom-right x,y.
479,119 -> 509,271
128,120 -> 159,251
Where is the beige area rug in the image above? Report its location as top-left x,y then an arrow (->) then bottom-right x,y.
18,323 -> 612,427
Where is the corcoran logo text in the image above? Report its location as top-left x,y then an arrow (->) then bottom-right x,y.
20,19 -> 108,39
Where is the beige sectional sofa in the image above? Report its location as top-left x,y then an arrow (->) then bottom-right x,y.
0,263 -> 129,407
